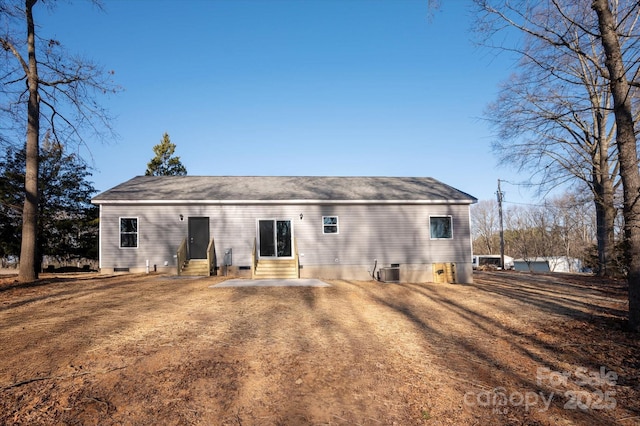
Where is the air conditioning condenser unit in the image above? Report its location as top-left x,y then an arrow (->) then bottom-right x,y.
379,267 -> 400,283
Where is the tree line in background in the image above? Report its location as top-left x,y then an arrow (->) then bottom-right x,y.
471,192 -> 627,276
475,0 -> 640,331
1,0 -> 184,274
0,135 -> 98,269
0,131 -> 186,270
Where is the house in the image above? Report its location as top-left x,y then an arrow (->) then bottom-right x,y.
91,176 -> 477,283
513,256 -> 583,273
513,258 -> 551,273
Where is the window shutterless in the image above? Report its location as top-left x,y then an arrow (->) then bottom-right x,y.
323,216 -> 339,234
429,216 -> 452,239
120,217 -> 138,248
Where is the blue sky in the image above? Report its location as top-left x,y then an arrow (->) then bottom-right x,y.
36,0 -> 534,204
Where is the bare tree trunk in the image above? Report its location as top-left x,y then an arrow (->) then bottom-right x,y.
594,91 -> 617,277
18,0 -> 39,282
2,1 -> 118,282
594,173 -> 616,277
593,0 -> 640,331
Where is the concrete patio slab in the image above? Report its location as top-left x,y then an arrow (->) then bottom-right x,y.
211,278 -> 331,288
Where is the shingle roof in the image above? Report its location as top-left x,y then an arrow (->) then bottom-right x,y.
91,176 -> 477,204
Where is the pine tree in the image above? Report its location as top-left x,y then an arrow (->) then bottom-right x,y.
145,133 -> 188,176
0,136 -> 98,267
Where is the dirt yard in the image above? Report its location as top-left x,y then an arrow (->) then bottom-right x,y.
0,271 -> 638,425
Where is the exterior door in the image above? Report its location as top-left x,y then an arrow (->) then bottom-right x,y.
188,217 -> 209,259
258,219 -> 292,258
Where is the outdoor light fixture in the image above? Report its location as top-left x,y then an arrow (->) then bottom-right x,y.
179,214 -> 184,221
300,213 -> 303,220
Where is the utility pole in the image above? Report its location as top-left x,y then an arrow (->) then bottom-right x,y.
497,179 -> 505,270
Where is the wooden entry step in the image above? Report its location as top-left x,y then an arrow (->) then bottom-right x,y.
254,258 -> 298,279
181,259 -> 211,276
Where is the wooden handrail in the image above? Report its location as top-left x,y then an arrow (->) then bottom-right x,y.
176,238 -> 187,276
251,238 -> 257,279
294,237 -> 300,278
206,237 -> 215,276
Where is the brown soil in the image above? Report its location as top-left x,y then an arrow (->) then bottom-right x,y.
0,271 -> 638,425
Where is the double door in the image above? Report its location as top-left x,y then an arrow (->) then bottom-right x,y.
258,219 -> 292,258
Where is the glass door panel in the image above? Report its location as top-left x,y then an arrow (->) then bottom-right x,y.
259,220 -> 276,257
258,219 -> 292,258
276,220 -> 292,257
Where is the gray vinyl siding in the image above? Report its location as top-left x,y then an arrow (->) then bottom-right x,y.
296,204 -> 471,267
98,203 -> 472,271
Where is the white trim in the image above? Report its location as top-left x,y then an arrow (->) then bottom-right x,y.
256,218 -> 295,259
467,205 -> 474,266
93,199 -> 475,205
322,215 -> 339,235
429,215 -> 453,240
119,216 -> 139,249
98,205 -> 103,269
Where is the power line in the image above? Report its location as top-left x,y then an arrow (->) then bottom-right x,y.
503,200 -> 546,207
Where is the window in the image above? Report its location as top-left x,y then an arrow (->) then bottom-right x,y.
430,216 -> 452,239
120,217 -> 138,248
323,216 -> 339,234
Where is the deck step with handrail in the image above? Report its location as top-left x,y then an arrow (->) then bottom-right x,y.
251,237 -> 299,279
177,237 -> 216,276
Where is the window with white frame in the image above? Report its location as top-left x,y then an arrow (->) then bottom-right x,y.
323,216 -> 339,234
429,215 -> 452,239
120,217 -> 138,248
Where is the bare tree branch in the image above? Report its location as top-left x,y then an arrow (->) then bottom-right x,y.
0,0 -> 120,281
